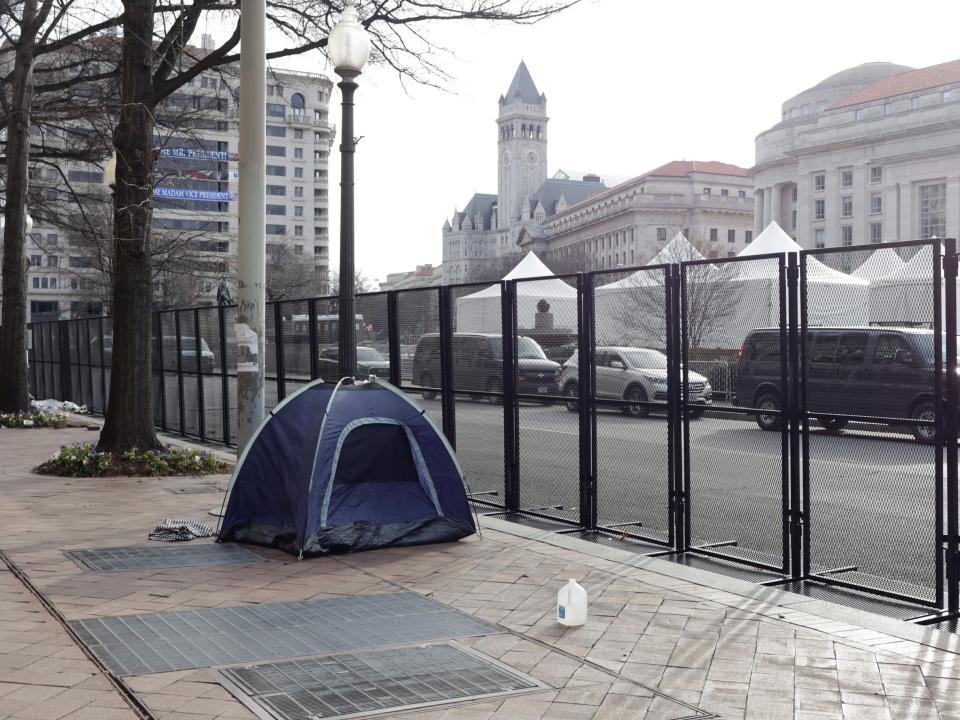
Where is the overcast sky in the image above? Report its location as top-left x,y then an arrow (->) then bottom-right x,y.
257,0 -> 960,287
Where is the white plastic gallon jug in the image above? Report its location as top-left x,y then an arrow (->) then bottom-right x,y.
557,579 -> 587,627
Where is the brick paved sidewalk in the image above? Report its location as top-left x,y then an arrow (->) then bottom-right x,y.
1,427 -> 960,719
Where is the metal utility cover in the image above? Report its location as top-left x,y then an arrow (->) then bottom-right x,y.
69,592 -> 502,676
64,543 -> 266,572
215,642 -> 545,720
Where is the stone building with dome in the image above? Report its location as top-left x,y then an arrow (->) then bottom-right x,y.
752,59 -> 960,255
442,63 -> 754,284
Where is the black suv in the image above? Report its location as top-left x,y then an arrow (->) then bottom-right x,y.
412,333 -> 560,401
734,327 -> 946,442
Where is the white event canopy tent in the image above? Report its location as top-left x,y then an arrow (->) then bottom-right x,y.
869,245 -> 942,326
455,251 -> 578,332
852,247 -> 906,282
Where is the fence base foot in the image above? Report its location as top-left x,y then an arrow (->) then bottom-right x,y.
909,609 -> 960,625
646,540 -> 738,558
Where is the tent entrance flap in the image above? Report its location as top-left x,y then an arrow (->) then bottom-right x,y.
320,418 -> 444,528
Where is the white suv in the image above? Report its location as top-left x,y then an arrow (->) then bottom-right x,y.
560,347 -> 712,418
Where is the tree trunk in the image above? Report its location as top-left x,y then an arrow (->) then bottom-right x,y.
0,0 -> 41,413
98,0 -> 161,452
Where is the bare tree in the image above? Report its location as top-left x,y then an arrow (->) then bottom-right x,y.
266,244 -> 325,302
328,269 -> 371,296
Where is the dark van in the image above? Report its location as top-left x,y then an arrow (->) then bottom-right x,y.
734,327 -> 946,443
412,333 -> 560,401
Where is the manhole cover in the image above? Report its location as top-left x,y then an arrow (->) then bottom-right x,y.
164,485 -> 224,495
215,642 -> 545,720
64,543 -> 266,572
69,592 -> 502,676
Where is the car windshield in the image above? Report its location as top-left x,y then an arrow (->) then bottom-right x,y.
491,336 -> 546,360
912,334 -> 960,366
621,349 -> 668,369
357,347 -> 384,362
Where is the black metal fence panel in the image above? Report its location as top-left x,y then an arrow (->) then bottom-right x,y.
23,238 -> 960,620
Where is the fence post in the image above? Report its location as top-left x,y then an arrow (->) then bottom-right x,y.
676,265 -> 691,549
438,285 -> 456,449
98,316 -> 107,414
57,321 -> 72,402
174,311 -> 186,433
387,292 -> 401,387
944,238 -> 959,614
666,265 -> 681,549
154,312 -> 167,431
787,252 -> 803,578
274,301 -> 286,401
501,280 -> 519,513
577,273 -> 596,531
307,298 -> 319,380
193,309 -> 206,441
217,306 -> 230,444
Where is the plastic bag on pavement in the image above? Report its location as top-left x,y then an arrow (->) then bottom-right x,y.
31,399 -> 87,414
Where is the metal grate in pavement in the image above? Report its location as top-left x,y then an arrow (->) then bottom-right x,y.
215,642 -> 545,720
64,543 -> 266,572
69,592 -> 502,676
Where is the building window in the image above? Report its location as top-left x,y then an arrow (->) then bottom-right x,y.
720,189 -> 729,197
791,186 -> 798,202
727,229 -> 735,243
870,222 -> 882,244
32,277 -> 39,288
854,108 -> 864,120
739,190 -> 747,199
841,226 -> 853,246
294,129 -> 303,140
841,170 -> 853,188
47,255 -> 58,267
266,165 -> 286,176
294,225 -> 303,236
841,195 -> 853,218
703,187 -> 712,196
884,102 -> 894,115
656,227 -> 667,242
314,150 -> 325,162
791,209 -> 797,229
814,198 -> 825,221
870,193 -> 883,214
294,206 -> 304,217
814,173 -> 825,192
290,93 -> 305,117
944,90 -> 954,103
911,97 -> 920,110
294,167 -> 304,178
314,245 -> 323,255
266,204 -> 285,215
745,230 -> 753,244
294,147 -> 304,160
709,228 -> 718,242
30,254 -> 41,266
266,145 -> 286,157
294,245 -> 304,256
870,166 -> 882,184
815,229 -> 825,249
50,277 -> 57,289
920,183 -> 946,239
266,125 -> 286,137
40,277 -> 49,289
294,186 -> 304,198
266,184 -> 286,196
266,103 -> 285,117
265,224 -> 286,235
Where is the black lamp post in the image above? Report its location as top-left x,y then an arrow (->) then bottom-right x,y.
328,1 -> 370,380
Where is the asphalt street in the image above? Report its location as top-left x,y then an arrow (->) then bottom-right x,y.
129,372 -> 943,602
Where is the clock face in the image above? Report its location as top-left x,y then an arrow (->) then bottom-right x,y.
526,151 -> 539,167
501,151 -> 512,167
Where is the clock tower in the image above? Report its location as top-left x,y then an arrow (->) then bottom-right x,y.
497,61 -> 548,228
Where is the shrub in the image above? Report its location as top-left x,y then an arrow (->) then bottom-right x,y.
36,442 -> 231,477
0,411 -> 67,428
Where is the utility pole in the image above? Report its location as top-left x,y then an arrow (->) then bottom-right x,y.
236,0 -> 266,450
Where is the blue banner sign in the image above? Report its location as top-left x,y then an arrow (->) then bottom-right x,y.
159,147 -> 238,161
153,187 -> 238,202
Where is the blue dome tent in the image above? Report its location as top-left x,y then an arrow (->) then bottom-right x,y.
218,377 -> 476,556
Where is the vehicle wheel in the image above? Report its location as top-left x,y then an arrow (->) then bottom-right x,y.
624,386 -> 649,418
910,402 -> 937,444
754,392 -> 782,431
564,382 -> 578,413
817,416 -> 848,433
487,378 -> 503,405
688,408 -> 705,420
420,373 -> 437,400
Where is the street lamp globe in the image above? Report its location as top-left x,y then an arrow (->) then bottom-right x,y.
328,2 -> 370,76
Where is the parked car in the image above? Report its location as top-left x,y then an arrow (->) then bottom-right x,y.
412,333 -> 561,402
733,326 -> 951,442
317,345 -> 390,380
559,347 -> 712,418
91,334 -> 215,372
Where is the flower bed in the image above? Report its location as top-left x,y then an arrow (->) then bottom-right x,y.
36,442 -> 232,477
0,411 -> 68,428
